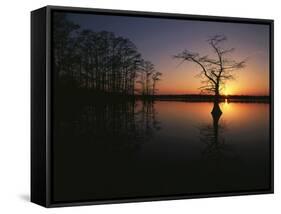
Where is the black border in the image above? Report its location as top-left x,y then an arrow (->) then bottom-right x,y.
31,7 -> 47,207
45,5 -> 274,207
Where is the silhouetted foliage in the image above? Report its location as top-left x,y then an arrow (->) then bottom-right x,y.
53,14 -> 162,96
174,35 -> 247,113
152,72 -> 162,96
136,61 -> 162,96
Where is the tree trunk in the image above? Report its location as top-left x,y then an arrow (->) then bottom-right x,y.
211,86 -> 222,116
152,81 -> 155,96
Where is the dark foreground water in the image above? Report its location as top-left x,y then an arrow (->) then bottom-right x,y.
52,100 -> 270,202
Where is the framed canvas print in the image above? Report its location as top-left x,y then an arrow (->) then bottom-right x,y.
31,5 -> 274,207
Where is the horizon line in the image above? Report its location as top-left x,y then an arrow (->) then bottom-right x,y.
151,93 -> 270,97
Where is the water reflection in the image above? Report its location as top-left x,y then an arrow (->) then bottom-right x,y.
199,111 -> 225,160
55,100 -> 161,153
53,100 -> 270,201
198,108 -> 240,169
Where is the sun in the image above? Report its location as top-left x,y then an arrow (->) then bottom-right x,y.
223,88 -> 229,97
222,85 -> 238,96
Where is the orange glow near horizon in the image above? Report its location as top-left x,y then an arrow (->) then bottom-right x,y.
67,12 -> 270,96
149,28 -> 270,96
155,63 -> 269,96
153,101 -> 269,128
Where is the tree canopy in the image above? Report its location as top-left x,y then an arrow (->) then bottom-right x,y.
53,14 -> 162,96
174,35 -> 246,97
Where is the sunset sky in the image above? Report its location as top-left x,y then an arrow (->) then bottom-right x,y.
67,13 -> 270,96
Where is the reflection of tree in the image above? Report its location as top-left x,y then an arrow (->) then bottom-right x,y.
174,35 -> 246,115
199,111 -> 227,161
198,109 -> 242,177
136,100 -> 161,142
56,100 -> 161,153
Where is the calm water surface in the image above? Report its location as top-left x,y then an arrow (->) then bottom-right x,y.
53,100 -> 270,202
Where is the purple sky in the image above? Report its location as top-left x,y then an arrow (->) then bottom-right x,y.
65,12 -> 270,95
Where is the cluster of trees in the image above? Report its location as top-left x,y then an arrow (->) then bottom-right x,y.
53,13 -> 162,96
137,61 -> 162,96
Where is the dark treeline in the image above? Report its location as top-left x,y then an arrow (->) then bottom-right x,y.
53,13 -> 162,97
147,94 -> 270,103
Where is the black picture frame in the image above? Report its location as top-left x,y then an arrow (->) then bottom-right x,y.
31,5 -> 274,208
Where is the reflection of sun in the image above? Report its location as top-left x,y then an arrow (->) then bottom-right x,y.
221,99 -> 231,112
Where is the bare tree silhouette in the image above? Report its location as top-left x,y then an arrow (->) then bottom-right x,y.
174,35 -> 246,115
152,72 -> 162,96
137,61 -> 162,96
53,14 -> 163,98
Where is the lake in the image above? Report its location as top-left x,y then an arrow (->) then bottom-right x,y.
52,100 -> 271,202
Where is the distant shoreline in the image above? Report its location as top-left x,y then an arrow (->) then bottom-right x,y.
135,94 -> 270,103
56,90 -> 270,104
